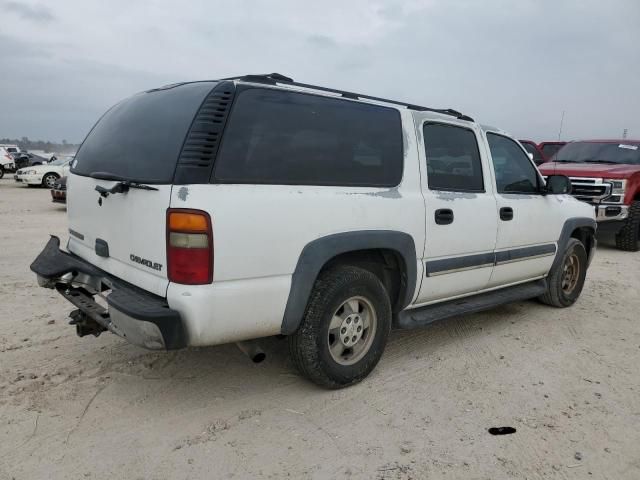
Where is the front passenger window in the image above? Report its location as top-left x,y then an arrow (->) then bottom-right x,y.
487,133 -> 540,194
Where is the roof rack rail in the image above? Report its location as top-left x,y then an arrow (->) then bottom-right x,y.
220,73 -> 474,122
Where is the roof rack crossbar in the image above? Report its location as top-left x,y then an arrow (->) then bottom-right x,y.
220,73 -> 474,122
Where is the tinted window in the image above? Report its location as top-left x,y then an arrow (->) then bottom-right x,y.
553,141 -> 640,165
72,82 -> 217,183
423,123 -> 484,192
213,88 -> 403,186
541,143 -> 564,158
487,133 -> 540,194
520,141 -> 544,164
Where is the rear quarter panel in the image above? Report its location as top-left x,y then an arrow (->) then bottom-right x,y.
167,110 -> 426,346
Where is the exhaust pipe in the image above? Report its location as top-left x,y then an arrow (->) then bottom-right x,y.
236,341 -> 266,363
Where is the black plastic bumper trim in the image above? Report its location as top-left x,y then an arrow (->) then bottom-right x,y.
31,236 -> 187,350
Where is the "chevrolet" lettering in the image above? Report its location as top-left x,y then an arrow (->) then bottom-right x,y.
129,254 -> 163,271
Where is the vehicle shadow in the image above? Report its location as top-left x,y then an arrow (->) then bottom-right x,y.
83,297 -> 550,403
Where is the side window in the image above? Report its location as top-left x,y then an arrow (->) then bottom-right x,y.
487,133 -> 540,194
213,88 -> 403,187
423,123 -> 484,192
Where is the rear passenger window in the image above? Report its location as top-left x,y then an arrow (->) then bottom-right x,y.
423,123 -> 484,192
213,88 -> 403,186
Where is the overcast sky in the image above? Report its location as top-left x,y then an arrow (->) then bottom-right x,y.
1,0 -> 639,143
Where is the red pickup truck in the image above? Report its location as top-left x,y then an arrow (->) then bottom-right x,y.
539,140 -> 640,251
538,141 -> 566,160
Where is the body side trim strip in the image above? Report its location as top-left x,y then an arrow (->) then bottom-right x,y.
425,243 -> 557,277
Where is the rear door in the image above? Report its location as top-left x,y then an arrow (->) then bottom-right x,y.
416,120 -> 498,303
66,82 -> 217,297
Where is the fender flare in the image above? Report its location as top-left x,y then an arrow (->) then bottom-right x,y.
281,230 -> 417,335
552,217 -> 597,271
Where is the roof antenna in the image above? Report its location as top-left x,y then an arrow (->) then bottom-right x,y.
557,110 -> 565,141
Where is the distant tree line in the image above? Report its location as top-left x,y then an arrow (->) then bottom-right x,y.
0,137 -> 79,153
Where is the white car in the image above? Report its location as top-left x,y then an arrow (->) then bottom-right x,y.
0,144 -> 20,178
15,157 -> 71,187
31,74 -> 596,388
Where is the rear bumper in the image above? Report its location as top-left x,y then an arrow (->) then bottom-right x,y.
30,236 -> 187,350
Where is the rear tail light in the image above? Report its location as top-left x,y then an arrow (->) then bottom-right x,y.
167,209 -> 213,284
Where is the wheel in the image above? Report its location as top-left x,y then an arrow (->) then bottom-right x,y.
42,173 -> 59,188
615,201 -> 640,252
288,265 -> 392,388
539,238 -> 588,307
0,166 -> 4,179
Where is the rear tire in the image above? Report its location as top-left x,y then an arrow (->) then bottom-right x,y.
615,201 -> 640,252
539,238 -> 587,307
288,265 -> 392,389
42,173 -> 59,189
0,166 -> 4,179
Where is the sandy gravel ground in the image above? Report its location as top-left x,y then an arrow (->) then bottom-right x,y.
0,178 -> 639,480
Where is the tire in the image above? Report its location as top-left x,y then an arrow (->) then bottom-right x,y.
288,265 -> 392,389
539,238 -> 588,308
615,201 -> 640,252
42,173 -> 59,189
0,166 -> 4,179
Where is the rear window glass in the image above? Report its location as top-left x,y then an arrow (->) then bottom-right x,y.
541,143 -> 564,158
72,82 -> 216,183
213,88 -> 403,187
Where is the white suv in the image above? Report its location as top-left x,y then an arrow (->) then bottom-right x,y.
31,74 -> 596,388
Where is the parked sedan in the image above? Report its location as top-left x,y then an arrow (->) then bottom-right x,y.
50,176 -> 67,203
11,152 -> 49,169
14,158 -> 71,188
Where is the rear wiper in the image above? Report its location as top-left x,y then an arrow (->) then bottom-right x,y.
90,172 -> 159,197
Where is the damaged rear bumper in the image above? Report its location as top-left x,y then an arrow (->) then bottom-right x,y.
30,236 -> 187,350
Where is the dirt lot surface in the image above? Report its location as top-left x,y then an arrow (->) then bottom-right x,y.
1,178 -> 639,479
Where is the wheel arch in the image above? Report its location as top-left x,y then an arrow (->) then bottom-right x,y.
281,230 -> 417,335
552,217 -> 597,271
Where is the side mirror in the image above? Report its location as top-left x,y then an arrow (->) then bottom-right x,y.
545,174 -> 572,195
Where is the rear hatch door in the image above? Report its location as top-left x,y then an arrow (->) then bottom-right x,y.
67,81 -> 217,297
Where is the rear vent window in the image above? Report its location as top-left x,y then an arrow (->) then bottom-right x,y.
72,82 -> 217,184
173,83 -> 236,184
213,88 -> 403,187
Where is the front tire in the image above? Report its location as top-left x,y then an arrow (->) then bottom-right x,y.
615,201 -> 640,252
42,173 -> 59,189
539,238 -> 587,307
288,265 -> 392,389
0,166 -> 4,179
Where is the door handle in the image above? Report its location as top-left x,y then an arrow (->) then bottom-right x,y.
434,208 -> 454,225
500,207 -> 514,221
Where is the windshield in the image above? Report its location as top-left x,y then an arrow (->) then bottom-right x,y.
553,142 -> 640,165
72,82 -> 217,183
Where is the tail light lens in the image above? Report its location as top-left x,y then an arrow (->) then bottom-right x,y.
167,209 -> 213,284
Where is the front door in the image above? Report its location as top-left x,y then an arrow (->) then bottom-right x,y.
484,132 -> 560,287
416,121 -> 498,304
